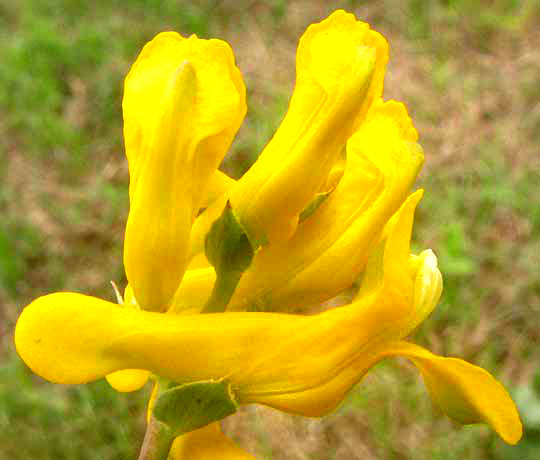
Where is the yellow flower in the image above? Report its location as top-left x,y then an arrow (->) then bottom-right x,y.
172,99 -> 424,313
15,192 -> 522,446
228,9 -> 388,246
123,32 -> 246,312
13,9 -> 523,459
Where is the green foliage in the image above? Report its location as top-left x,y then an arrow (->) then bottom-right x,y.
0,221 -> 43,295
0,356 -> 148,460
154,380 -> 237,436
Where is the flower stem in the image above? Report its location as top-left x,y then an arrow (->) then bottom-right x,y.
137,417 -> 175,460
202,270 -> 241,313
202,201 -> 254,313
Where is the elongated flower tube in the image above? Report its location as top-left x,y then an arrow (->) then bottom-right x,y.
123,32 -> 246,312
229,10 -> 388,245
15,192 -> 522,445
171,99 -> 423,313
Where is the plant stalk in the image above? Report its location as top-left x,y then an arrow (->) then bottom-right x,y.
137,417 -> 175,460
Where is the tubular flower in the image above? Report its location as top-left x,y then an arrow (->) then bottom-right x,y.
123,32 -> 246,312
14,9 -> 522,460
229,9 -> 388,245
15,193 -> 521,446
112,32 -> 247,394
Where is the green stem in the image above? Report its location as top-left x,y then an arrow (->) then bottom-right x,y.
203,201 -> 254,313
201,270 -> 241,313
137,417 -> 175,460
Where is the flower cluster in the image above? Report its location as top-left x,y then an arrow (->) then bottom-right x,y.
15,10 -> 521,459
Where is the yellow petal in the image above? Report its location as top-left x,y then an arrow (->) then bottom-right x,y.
391,342 -> 523,445
354,188 -> 420,305
255,102 -> 423,309
199,170 -> 236,209
248,340 -> 521,445
169,423 -> 254,459
124,61 -> 195,312
15,197 -> 438,423
229,10 -> 388,245
123,32 -> 246,204
123,32 -> 246,312
105,369 -> 150,393
407,249 -> 443,333
14,292 -> 305,384
106,283 -> 150,392
186,253 -> 211,270
170,267 -> 214,313
12,289 -> 358,390
351,191 -> 442,339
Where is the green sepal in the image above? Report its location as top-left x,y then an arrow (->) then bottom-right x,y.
205,201 -> 254,275
203,201 -> 254,313
153,380 -> 238,437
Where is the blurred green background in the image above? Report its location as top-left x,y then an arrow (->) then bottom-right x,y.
0,0 -> 539,458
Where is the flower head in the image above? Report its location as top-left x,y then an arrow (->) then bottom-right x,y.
14,9 -> 522,459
